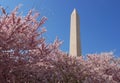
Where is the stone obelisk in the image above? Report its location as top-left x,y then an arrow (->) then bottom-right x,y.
69,9 -> 81,56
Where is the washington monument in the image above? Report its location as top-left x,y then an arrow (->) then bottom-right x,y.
69,9 -> 81,56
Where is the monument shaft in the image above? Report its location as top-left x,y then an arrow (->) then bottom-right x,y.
69,9 -> 81,56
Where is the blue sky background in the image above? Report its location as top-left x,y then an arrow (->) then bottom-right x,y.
0,0 -> 120,56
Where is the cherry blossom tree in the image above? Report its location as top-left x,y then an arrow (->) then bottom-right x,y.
0,6 -> 120,83
0,6 -> 48,82
82,52 -> 120,83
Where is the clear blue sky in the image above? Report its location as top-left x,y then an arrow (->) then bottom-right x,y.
0,0 -> 120,56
